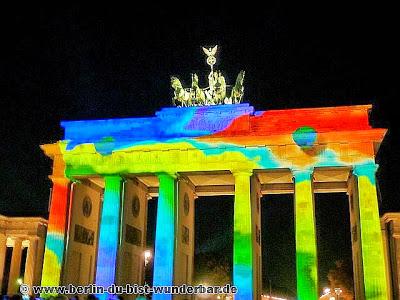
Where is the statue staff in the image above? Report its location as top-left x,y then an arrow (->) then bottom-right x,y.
202,45 -> 218,99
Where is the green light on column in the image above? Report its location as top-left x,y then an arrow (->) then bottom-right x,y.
233,171 -> 253,300
294,170 -> 318,300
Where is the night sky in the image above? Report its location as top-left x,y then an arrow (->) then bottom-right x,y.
1,3 -> 399,296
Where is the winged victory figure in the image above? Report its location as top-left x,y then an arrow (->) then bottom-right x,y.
202,45 -> 218,57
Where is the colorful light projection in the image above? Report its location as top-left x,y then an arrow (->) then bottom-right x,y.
152,174 -> 176,300
233,171 -> 254,299
353,164 -> 389,299
41,103 -> 388,299
40,178 -> 69,296
95,176 -> 122,300
292,126 -> 317,149
59,104 -> 384,177
293,170 -> 318,300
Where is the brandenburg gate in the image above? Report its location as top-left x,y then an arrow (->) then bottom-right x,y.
40,47 -> 389,299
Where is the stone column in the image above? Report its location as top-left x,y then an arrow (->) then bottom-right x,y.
95,175 -> 123,300
116,178 -> 149,300
348,174 -> 364,299
233,170 -> 254,300
250,174 -> 262,299
24,238 -> 38,293
34,235 -> 45,287
174,177 -> 196,300
0,234 -> 7,293
8,238 -> 22,295
380,220 -> 391,300
352,164 -> 389,299
394,237 -> 400,299
293,169 -> 318,300
153,173 -> 177,300
383,221 -> 400,300
41,176 -> 70,291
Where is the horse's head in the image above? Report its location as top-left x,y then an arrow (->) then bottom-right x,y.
171,76 -> 183,90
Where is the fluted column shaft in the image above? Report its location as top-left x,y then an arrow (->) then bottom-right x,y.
353,164 -> 389,299
233,170 -> 254,300
24,238 -> 38,294
8,238 -> 22,295
153,173 -> 177,300
41,176 -> 70,292
293,169 -> 318,300
0,234 -> 7,293
95,175 -> 123,300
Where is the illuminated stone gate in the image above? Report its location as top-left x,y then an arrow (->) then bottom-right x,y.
40,102 -> 389,300
39,45 -> 389,300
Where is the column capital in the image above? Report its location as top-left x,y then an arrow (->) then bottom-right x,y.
28,236 -> 39,243
231,169 -> 253,177
103,174 -> 123,181
156,172 -> 178,179
291,168 -> 314,182
12,237 -> 23,244
291,168 -> 314,175
352,163 -> 379,177
49,175 -> 70,186
102,175 -> 124,189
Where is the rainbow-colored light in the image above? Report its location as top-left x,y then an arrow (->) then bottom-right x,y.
95,176 -> 122,300
353,164 -> 388,299
40,180 -> 69,297
294,170 -> 318,299
152,174 -> 176,300
233,171 -> 253,299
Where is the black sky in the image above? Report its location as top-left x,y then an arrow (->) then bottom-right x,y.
0,3 -> 399,295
